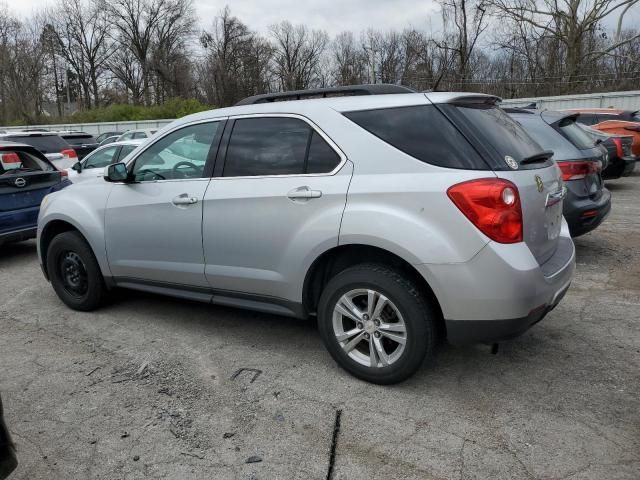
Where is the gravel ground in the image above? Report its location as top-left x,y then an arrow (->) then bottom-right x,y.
1,173 -> 639,480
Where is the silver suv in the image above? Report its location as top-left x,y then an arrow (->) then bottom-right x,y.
37,87 -> 575,384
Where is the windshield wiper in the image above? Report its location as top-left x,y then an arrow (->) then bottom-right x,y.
520,150 -> 554,165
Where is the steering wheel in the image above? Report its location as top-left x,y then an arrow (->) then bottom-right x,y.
172,161 -> 200,178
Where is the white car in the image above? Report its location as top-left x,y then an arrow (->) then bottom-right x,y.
67,140 -> 143,183
116,129 -> 158,142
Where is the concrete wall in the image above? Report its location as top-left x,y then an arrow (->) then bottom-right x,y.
501,90 -> 640,110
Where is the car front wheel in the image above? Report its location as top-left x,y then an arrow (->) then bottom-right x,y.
317,264 -> 436,384
46,231 -> 106,311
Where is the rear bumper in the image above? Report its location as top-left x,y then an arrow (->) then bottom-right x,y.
563,186 -> 611,237
602,156 -> 636,179
416,231 -> 575,344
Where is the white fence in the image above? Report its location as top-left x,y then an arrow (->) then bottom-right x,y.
501,90 -> 640,110
0,119 -> 175,136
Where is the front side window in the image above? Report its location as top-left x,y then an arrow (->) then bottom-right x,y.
223,117 -> 341,177
84,146 -> 118,169
132,122 -> 219,181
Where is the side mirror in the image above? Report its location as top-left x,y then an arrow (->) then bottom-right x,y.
71,161 -> 82,173
104,162 -> 129,182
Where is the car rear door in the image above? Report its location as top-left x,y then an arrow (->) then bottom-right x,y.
104,120 -> 223,287
202,115 -> 352,302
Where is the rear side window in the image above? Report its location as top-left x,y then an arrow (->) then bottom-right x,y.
4,135 -> 69,153
117,144 -> 137,161
344,105 -> 485,169
557,119 -> 596,150
224,117 -> 341,177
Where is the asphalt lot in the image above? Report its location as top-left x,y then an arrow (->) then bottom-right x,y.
1,173 -> 639,480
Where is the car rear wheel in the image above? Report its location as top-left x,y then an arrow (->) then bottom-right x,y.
317,264 -> 435,384
46,231 -> 106,311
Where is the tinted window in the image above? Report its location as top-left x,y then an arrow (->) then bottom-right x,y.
63,134 -> 96,145
224,118 -> 310,177
557,119 -> 596,150
345,105 -> 486,169
133,132 -> 147,139
0,150 -> 52,173
453,105 -> 544,166
83,146 -> 118,169
117,144 -> 137,161
306,131 -> 341,173
575,113 -> 597,126
3,135 -> 69,153
132,122 -> 219,181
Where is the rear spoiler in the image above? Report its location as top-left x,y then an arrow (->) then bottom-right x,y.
445,95 -> 502,106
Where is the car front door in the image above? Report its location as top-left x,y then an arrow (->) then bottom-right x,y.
202,115 -> 352,303
105,120 -> 223,287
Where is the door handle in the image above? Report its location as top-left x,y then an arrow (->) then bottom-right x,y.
287,186 -> 322,200
172,194 -> 199,206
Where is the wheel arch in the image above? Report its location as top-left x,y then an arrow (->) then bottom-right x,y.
302,243 -> 445,338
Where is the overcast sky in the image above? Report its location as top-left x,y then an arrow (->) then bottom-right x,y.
9,0 -> 443,36
7,0 -> 639,37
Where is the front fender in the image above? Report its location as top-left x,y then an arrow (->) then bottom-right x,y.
38,182 -> 113,278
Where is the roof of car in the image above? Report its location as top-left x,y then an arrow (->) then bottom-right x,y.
506,108 -> 578,125
0,131 -> 61,137
564,108 -> 633,115
105,139 -> 144,147
167,92 -> 501,130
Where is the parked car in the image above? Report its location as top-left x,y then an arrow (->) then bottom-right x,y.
68,139 -> 143,183
1,142 -> 71,245
116,128 -> 157,141
507,108 -> 611,237
95,131 -> 124,144
98,135 -> 121,147
0,132 -> 77,169
578,124 -> 636,179
566,108 -> 640,157
0,394 -> 17,480
38,86 -> 575,384
55,132 -> 98,160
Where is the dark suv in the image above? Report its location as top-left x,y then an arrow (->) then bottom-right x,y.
507,109 -> 611,237
0,142 -> 71,245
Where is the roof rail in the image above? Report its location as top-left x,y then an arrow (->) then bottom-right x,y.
234,84 -> 415,106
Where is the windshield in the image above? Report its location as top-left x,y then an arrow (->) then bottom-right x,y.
557,119 -> 596,150
453,105 -> 548,167
0,150 -> 53,174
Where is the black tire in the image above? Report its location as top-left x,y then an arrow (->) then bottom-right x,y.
46,231 -> 106,311
317,263 -> 436,384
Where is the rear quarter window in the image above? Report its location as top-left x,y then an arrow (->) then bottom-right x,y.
343,105 -> 487,169
557,119 -> 596,150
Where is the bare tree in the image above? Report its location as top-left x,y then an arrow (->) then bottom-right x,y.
270,21 -> 328,90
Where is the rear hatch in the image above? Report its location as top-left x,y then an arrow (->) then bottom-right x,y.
551,116 -> 606,202
439,100 -> 564,265
0,149 -> 61,222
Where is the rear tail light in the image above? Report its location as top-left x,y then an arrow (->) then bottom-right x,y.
1,152 -> 20,164
447,178 -> 523,244
61,149 -> 78,160
612,138 -> 623,158
58,168 -> 68,177
557,161 -> 600,181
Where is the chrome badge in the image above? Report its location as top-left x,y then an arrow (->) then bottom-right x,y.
14,177 -> 26,188
505,155 -> 518,170
535,175 -> 544,193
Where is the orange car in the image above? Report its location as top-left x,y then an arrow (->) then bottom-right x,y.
564,108 -> 640,157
